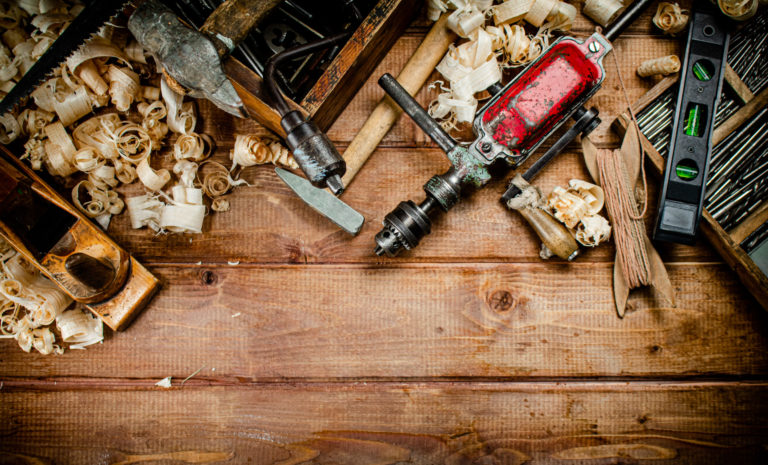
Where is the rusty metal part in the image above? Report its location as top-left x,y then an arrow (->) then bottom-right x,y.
266,33 -> 350,194
129,0 -> 246,117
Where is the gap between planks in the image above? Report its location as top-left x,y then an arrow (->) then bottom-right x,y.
2,378 -> 767,391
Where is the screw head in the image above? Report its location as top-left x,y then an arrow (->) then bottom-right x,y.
481,142 -> 492,152
688,146 -> 695,153
588,41 -> 600,53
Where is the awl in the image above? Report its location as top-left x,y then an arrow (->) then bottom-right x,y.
275,168 -> 364,235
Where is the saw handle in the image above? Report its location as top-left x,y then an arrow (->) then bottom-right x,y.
200,0 -> 281,57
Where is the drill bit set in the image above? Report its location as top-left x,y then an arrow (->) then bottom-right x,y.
615,6 -> 768,309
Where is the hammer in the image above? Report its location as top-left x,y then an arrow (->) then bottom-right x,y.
128,0 -> 281,119
129,0 -> 347,194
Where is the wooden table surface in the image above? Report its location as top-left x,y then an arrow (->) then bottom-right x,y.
2,5 -> 768,464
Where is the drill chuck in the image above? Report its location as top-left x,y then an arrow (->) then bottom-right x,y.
374,169 -> 462,257
281,110 -> 346,195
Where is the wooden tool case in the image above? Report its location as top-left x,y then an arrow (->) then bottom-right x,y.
224,0 -> 420,136
614,70 -> 768,310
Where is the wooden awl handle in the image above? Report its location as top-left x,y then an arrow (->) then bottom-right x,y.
517,207 -> 580,261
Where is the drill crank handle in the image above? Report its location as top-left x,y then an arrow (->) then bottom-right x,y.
502,107 -> 600,202
379,73 -> 456,153
603,0 -> 655,42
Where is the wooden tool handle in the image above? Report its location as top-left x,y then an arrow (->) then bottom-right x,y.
517,207 -> 580,261
341,13 -> 456,187
200,0 -> 281,57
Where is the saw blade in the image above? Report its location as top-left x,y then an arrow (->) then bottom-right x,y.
0,0 -> 130,116
275,167 -> 365,236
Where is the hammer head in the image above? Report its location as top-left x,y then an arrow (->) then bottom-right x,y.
128,0 -> 247,118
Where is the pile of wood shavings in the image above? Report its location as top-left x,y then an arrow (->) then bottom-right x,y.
0,0 -> 298,235
0,236 -> 102,355
427,0 -> 577,130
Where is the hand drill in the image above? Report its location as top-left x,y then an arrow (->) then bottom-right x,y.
374,0 -> 653,257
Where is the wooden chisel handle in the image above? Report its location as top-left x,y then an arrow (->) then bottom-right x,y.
200,0 -> 281,57
341,13 -> 456,188
517,207 -> 580,261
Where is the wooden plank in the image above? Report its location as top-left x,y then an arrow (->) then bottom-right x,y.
324,34 -> 680,148
110,144 -> 718,265
0,381 -> 766,464
1,263 -> 765,380
724,64 -> 755,104
730,199 -> 768,244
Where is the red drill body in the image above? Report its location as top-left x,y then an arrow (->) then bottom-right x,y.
473,35 -> 610,166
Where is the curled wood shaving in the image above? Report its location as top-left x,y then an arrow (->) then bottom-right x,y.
525,0 -> 558,28
718,0 -> 759,21
174,132 -> 213,162
17,108 -> 54,136
0,248 -> 72,355
211,197 -> 230,212
230,134 -> 298,170
637,55 -> 681,77
161,78 -> 196,134
582,0 -> 625,27
107,65 -> 140,112
173,160 -> 198,188
137,155 -> 170,191
115,122 -> 151,163
547,179 -> 611,247
56,307 -> 103,348
125,194 -> 164,231
53,84 -> 92,126
0,112 -> 20,143
652,3 -> 689,35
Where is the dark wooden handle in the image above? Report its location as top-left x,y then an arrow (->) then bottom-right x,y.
200,0 -> 282,56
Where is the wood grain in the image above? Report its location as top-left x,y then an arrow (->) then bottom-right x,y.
1,263 -> 765,380
1,382 -> 766,464
2,5 -> 764,464
110,147 -> 718,265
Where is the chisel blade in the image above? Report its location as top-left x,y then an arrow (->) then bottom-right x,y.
275,167 -> 364,236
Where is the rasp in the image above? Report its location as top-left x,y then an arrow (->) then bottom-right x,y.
0,0 -> 129,116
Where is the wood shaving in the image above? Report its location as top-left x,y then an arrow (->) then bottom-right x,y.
582,0 -> 624,27
637,55 -> 680,78
230,134 -> 297,170
211,197 -> 230,212
155,376 -> 172,388
428,0 -> 571,128
718,0 -> 759,21
174,132 -> 213,162
652,3 -> 689,35
0,240 -> 75,355
546,179 -> 611,247
56,307 -> 103,348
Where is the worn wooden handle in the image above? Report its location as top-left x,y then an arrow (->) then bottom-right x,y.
517,207 -> 580,261
201,0 -> 281,56
341,13 -> 456,188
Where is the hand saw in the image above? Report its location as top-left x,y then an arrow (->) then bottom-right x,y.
0,0 -> 130,116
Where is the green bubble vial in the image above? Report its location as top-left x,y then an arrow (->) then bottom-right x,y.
676,161 -> 699,180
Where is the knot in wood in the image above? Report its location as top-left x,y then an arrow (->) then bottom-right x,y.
200,270 -> 217,286
488,289 -> 516,312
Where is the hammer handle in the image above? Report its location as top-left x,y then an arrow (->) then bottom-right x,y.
201,0 -> 281,57
341,13 -> 456,188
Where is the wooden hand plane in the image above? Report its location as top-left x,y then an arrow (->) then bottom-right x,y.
0,147 -> 159,331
